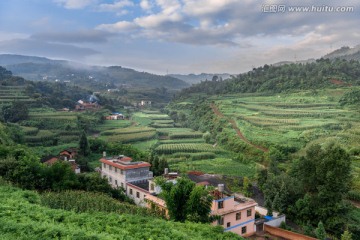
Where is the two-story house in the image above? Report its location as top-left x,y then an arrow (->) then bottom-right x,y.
100,154 -> 152,206
211,188 -> 257,237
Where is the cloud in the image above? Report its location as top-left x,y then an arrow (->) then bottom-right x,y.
98,0 -> 133,12
96,21 -> 138,32
30,30 -> 115,43
0,38 -> 98,59
54,0 -> 97,9
94,0 -> 360,48
140,0 -> 152,11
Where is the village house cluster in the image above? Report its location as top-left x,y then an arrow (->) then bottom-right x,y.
99,153 -> 263,237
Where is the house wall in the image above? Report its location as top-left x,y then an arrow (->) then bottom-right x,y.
100,163 -> 126,188
127,184 -> 148,206
211,196 -> 256,237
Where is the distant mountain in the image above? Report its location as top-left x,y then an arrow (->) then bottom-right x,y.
0,54 -> 188,90
0,54 -> 67,65
323,45 -> 360,61
168,73 -> 232,84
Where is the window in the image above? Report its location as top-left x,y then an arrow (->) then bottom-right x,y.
109,177 -> 112,183
150,183 -> 155,191
103,163 -> 106,168
226,222 -> 231,228
120,169 -> 124,175
115,168 -> 117,173
121,182 -> 124,188
217,217 -> 224,225
236,212 -> 241,220
241,226 -> 247,234
109,165 -> 112,171
115,180 -> 118,186
130,189 -> 133,195
247,209 -> 252,217
136,192 -> 140,198
218,201 -> 224,209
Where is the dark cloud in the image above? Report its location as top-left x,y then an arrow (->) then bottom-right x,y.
30,30 -> 115,43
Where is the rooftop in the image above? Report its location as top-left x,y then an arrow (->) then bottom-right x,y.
100,156 -> 151,170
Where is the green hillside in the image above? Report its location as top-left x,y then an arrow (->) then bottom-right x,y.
0,54 -> 188,90
0,180 -> 242,240
177,58 -> 360,97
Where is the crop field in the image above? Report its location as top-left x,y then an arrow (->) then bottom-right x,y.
213,89 -> 360,150
170,157 -> 257,177
100,126 -> 157,143
155,143 -> 219,154
94,120 -> 132,131
0,86 -> 33,104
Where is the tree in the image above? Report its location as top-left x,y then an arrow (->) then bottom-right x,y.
242,176 -> 251,197
265,197 -> 273,216
341,230 -> 353,240
156,177 -> 213,223
1,101 -> 29,123
315,221 -> 326,240
291,143 -> 352,232
79,131 -> 90,156
186,185 -> 214,223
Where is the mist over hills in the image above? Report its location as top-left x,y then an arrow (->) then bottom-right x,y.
0,54 -> 189,90
169,73 -> 232,84
323,45 -> 360,61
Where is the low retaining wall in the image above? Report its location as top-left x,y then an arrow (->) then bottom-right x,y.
264,225 -> 317,240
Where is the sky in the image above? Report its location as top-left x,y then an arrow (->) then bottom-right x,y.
0,0 -> 359,75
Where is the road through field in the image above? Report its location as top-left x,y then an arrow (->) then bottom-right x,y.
210,103 -> 268,152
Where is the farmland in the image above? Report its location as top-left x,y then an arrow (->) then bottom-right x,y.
0,85 -> 33,105
209,88 -> 360,151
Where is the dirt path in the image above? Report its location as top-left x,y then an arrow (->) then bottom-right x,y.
210,103 -> 268,152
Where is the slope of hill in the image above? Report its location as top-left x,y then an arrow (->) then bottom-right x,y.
176,58 -> 360,97
0,180 -> 242,239
0,54 -> 188,90
169,73 -> 231,84
323,45 -> 360,61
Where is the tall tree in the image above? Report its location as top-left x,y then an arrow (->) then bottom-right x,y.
291,143 -> 352,235
79,131 -> 90,156
315,221 -> 327,240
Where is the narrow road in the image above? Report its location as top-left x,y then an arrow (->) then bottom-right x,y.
210,103 -> 268,152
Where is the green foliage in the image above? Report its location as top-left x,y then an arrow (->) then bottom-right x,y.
41,190 -> 151,216
177,58 -> 360,97
341,230 -> 353,240
78,131 -> 90,156
261,143 -> 353,236
339,89 -> 360,106
315,221 -> 327,240
0,182 -> 243,239
156,177 -> 213,223
1,101 -> 29,123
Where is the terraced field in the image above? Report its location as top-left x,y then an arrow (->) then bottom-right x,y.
0,86 -> 33,104
213,89 -> 360,150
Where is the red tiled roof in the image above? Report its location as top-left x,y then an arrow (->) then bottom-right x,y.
100,158 -> 151,170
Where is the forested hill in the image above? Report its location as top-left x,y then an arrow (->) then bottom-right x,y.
0,54 -> 188,90
176,58 -> 360,97
0,66 -> 94,109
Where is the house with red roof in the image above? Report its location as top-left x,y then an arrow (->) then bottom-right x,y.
100,153 -> 153,206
